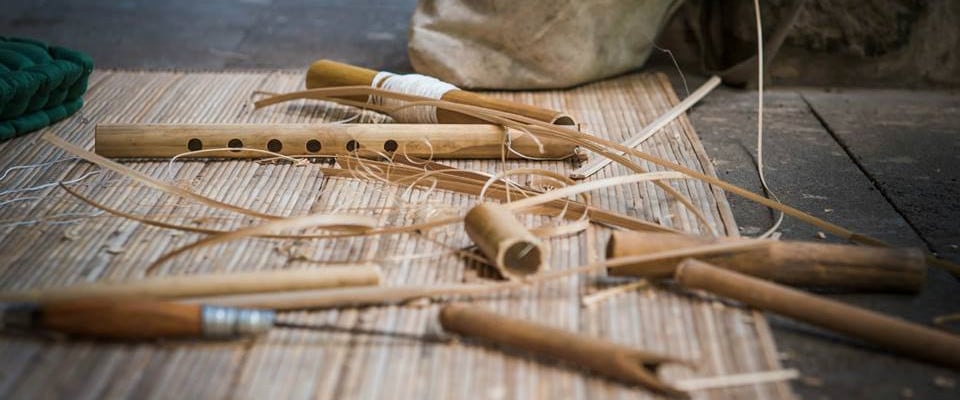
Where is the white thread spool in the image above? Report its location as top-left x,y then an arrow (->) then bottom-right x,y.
371,72 -> 458,123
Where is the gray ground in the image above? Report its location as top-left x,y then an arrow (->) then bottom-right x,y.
3,0 -> 959,398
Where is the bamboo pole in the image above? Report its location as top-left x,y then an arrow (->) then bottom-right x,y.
464,203 -> 547,280
306,59 -> 576,125
95,123 -> 578,160
439,304 -> 690,397
675,259 -> 960,370
0,265 -> 381,303
607,231 -> 926,292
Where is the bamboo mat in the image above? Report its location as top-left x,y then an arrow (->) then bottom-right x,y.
0,71 -> 792,399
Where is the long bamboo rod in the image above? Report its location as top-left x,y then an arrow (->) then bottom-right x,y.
306,59 -> 576,125
95,123 -> 578,160
675,259 -> 960,369
607,231 -> 926,292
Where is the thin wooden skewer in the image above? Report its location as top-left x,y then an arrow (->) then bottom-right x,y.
0,266 -> 382,303
570,76 -> 722,179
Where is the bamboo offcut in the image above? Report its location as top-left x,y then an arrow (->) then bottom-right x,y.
607,231 -> 926,292
439,304 -> 689,397
306,59 -> 576,125
0,266 -> 381,303
464,203 -> 547,280
675,259 -> 960,370
95,123 -> 578,160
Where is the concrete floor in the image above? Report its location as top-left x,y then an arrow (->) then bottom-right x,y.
3,0 -> 959,398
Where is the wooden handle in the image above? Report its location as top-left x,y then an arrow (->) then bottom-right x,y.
94,123 -> 577,160
675,259 -> 960,369
39,299 -> 202,340
439,304 -> 687,397
0,265 -> 382,303
464,203 -> 547,280
306,60 -> 576,125
607,231 -> 926,292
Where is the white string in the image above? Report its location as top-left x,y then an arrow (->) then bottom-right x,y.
0,157 -> 78,181
754,0 -> 784,239
0,170 -> 100,197
370,72 -> 458,123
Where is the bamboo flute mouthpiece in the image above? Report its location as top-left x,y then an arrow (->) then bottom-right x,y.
94,123 -> 578,160
306,59 -> 577,126
0,265 -> 382,303
439,304 -> 690,397
674,259 -> 960,370
464,203 -> 547,280
607,231 -> 926,292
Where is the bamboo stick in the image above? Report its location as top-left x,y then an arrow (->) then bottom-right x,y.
439,304 -> 690,397
674,259 -> 960,369
95,123 -> 578,160
464,203 -> 547,280
607,231 -> 926,292
0,265 -> 381,303
305,59 -> 576,125
181,284 -> 490,310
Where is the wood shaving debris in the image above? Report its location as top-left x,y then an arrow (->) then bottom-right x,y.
934,376 -> 956,389
816,231 -> 827,240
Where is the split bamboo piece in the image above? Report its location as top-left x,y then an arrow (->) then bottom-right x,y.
675,259 -> 960,370
607,231 -> 926,292
439,304 -> 690,398
305,59 -> 576,125
0,266 -> 381,303
464,203 -> 547,280
95,123 -> 578,160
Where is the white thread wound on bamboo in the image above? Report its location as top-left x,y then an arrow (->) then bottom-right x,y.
370,71 -> 458,123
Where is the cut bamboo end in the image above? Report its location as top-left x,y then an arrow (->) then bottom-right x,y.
464,203 -> 547,280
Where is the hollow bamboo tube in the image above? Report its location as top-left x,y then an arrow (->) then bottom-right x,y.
606,231 -> 926,292
95,123 -> 578,160
0,266 -> 381,303
675,259 -> 960,370
305,59 -> 576,125
464,203 -> 547,280
439,304 -> 689,397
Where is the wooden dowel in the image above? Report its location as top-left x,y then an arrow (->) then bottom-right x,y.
464,203 -> 547,280
607,231 -> 926,292
674,259 -> 960,370
439,304 -> 689,397
0,265 -> 381,303
306,59 -> 576,125
95,123 -> 578,160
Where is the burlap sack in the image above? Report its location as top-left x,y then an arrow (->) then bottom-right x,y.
408,0 -> 683,89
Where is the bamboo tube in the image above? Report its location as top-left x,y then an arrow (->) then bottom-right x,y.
464,203 -> 547,280
95,123 -> 578,160
305,59 -> 576,125
439,304 -> 690,397
607,231 -> 926,292
0,265 -> 381,303
675,259 -> 960,370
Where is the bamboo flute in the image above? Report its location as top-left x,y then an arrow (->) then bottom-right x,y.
439,304 -> 690,397
95,123 -> 578,160
0,266 -> 381,303
305,59 -> 576,125
464,203 -> 547,280
675,259 -> 960,370
607,231 -> 926,292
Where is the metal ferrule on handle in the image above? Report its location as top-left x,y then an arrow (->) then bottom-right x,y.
201,306 -> 276,338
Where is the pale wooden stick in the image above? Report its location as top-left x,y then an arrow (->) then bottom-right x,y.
570,76 -> 722,179
0,265 -> 381,303
673,369 -> 799,392
182,284 -> 492,310
581,280 -> 649,308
